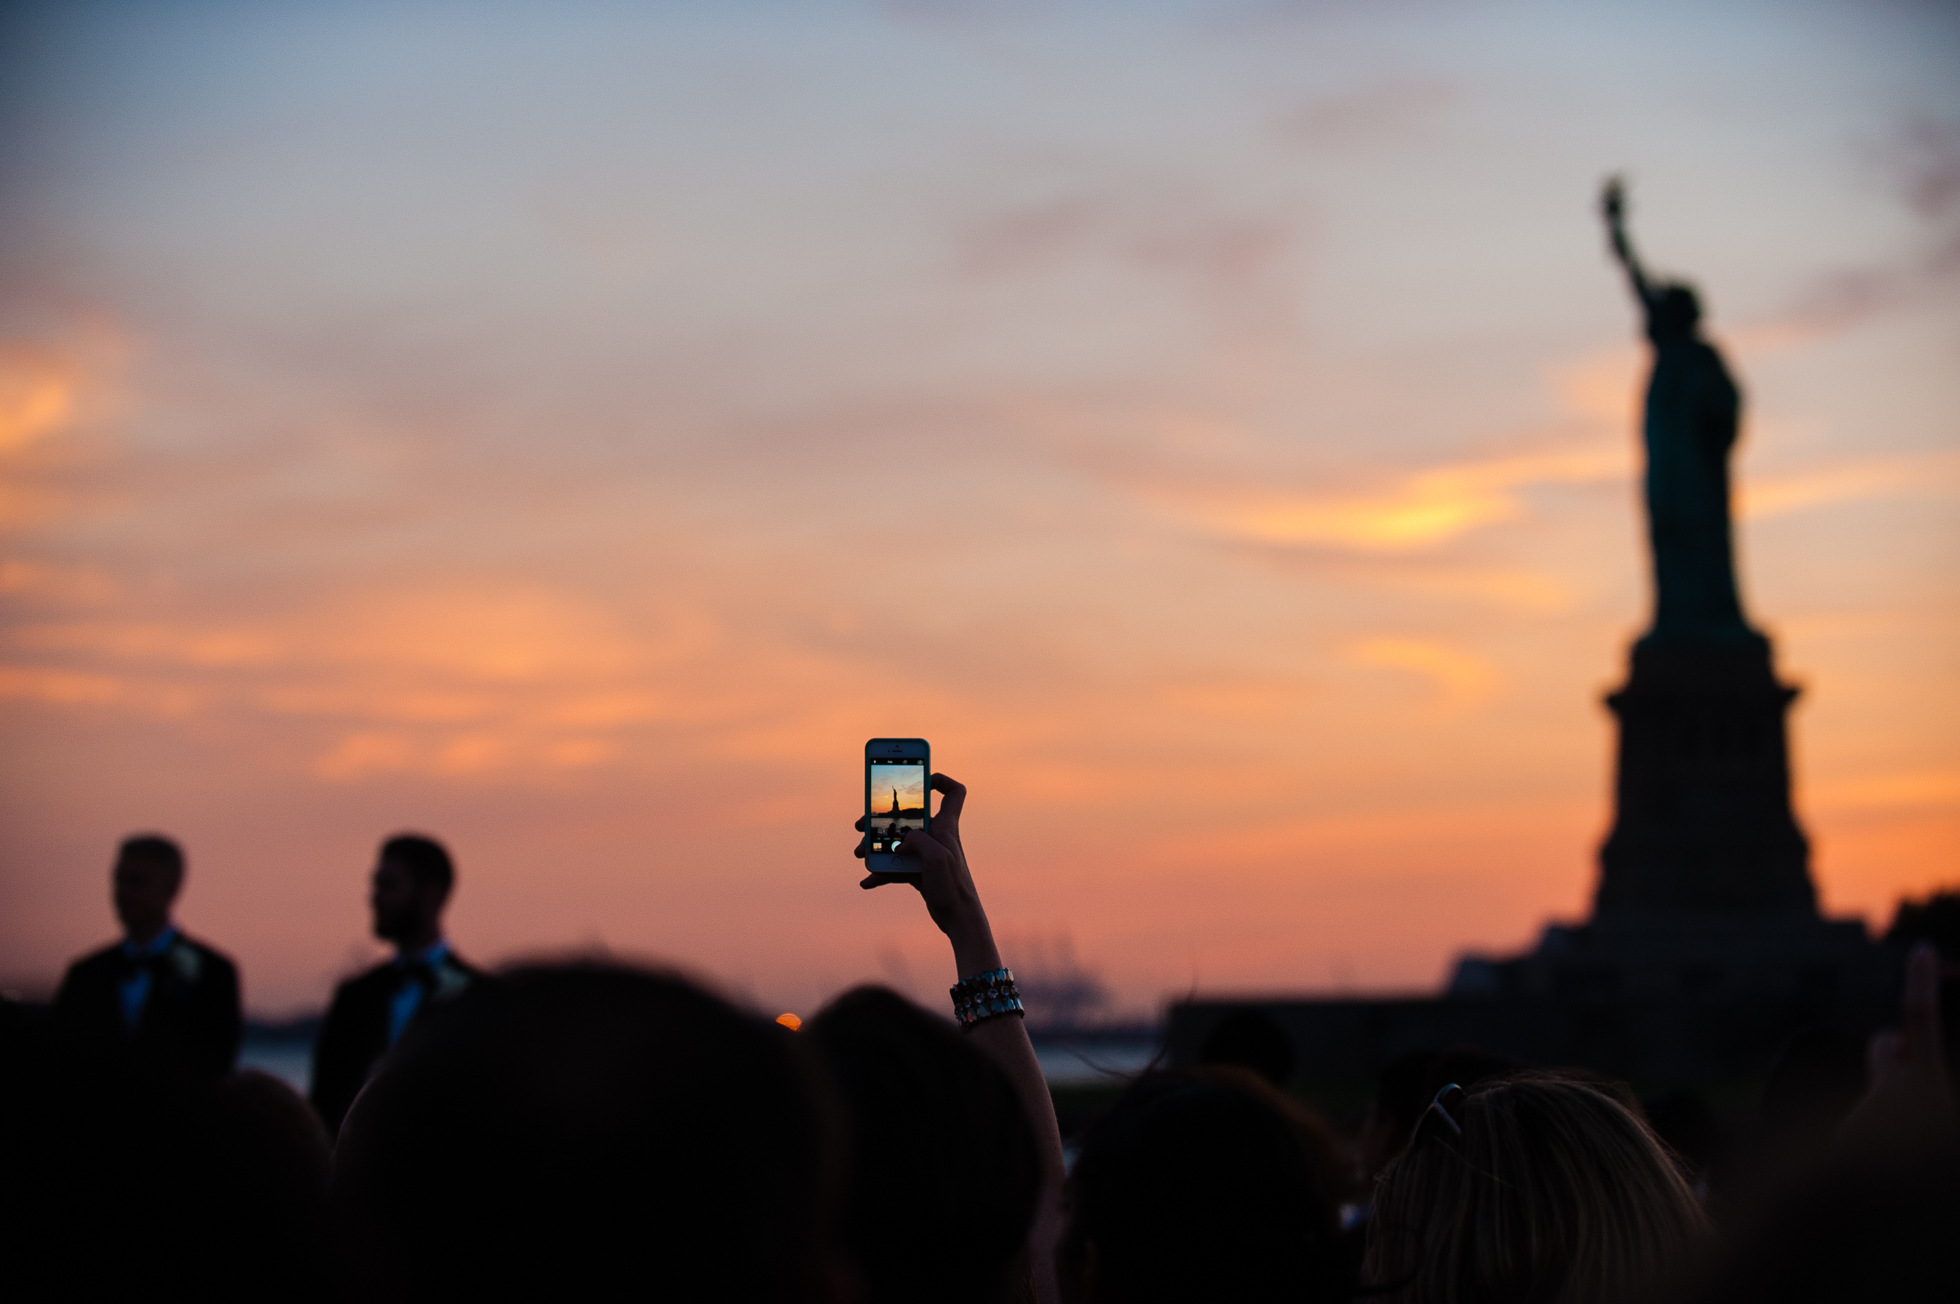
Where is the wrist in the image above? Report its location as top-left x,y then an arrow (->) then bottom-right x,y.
948,920 -> 1001,976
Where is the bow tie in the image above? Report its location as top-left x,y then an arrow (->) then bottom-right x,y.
120,949 -> 170,977
401,960 -> 441,993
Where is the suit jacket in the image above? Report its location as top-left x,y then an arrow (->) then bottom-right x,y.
54,932 -> 242,1079
311,950 -> 480,1138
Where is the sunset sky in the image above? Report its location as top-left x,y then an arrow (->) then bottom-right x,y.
2,0 -> 1956,1019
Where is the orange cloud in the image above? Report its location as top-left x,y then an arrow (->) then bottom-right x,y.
1739,452 -> 1960,520
0,346 -> 77,455
14,622 -> 287,668
1184,443 -> 1627,551
0,561 -> 119,605
0,664 -> 123,705
314,731 -> 417,781
1810,768 -> 1960,814
1347,637 -> 1497,712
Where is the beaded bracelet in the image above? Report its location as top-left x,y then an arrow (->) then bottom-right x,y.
950,967 -> 1026,1029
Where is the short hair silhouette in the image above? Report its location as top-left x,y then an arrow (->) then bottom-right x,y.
119,833 -> 185,884
807,986 -> 1040,1304
1062,1071 -> 1349,1303
330,964 -> 836,1302
378,834 -> 453,896
5,1060 -> 333,1301
1197,1007 -> 1295,1088
1365,1072 -> 1708,1304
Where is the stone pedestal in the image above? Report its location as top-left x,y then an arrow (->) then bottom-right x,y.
1446,630 -> 1891,1009
1596,634 -> 1813,914
1450,912 -> 1893,1005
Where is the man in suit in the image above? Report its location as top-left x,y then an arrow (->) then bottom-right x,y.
311,833 -> 480,1137
55,834 -> 242,1078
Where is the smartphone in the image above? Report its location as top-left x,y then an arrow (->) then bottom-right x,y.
864,738 -> 930,875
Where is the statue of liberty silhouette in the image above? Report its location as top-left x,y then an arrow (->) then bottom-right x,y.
1600,176 -> 1755,647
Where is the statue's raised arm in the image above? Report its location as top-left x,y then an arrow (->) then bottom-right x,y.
1600,175 -> 1655,309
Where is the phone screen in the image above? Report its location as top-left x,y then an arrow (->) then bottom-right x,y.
866,759 -> 928,854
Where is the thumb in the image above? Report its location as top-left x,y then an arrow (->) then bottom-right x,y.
897,827 -> 953,865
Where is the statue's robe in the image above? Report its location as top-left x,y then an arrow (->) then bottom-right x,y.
1641,331 -> 1753,644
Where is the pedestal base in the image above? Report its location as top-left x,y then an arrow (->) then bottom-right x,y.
1450,911 -> 1891,1003
1596,634 -> 1813,913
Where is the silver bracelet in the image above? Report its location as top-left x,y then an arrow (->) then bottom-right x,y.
950,967 -> 1025,1029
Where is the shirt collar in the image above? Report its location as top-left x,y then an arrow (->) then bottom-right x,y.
395,938 -> 450,969
122,924 -> 179,960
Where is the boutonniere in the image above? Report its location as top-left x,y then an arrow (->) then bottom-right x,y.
434,965 -> 471,1000
169,942 -> 202,984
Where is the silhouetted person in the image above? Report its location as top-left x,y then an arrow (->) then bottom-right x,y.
2,1060 -> 333,1301
1644,1087 -> 1726,1189
330,964 -> 841,1302
1693,943 -> 1959,1303
1365,1073 -> 1710,1303
53,834 -> 241,1078
1060,1071 -> 1349,1304
1197,1006 -> 1295,1089
310,834 -> 479,1137
1358,1045 -> 1521,1184
808,985 -> 1041,1304
1721,1026 -> 1869,1216
1602,176 -> 1752,645
1689,1140 -> 1960,1304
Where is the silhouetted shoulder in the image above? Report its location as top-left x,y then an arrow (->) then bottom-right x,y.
175,933 -> 239,980
440,952 -> 484,991
60,936 -> 237,985
331,961 -> 402,1001
63,941 -> 125,975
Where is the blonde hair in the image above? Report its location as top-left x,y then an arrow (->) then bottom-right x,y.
1364,1072 -> 1709,1304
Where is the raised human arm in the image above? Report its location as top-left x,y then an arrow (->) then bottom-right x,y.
858,774 -> 1067,1304
1600,175 -> 1655,308
1836,942 -> 1957,1156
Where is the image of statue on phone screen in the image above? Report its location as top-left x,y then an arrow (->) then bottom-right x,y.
867,762 -> 926,853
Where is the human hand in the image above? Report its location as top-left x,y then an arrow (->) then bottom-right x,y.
1837,942 -> 1958,1156
854,773 -> 999,972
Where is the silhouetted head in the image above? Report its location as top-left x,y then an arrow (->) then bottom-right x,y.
1198,1007 -> 1296,1089
1762,1026 -> 1869,1139
1365,1073 -> 1709,1303
369,833 -> 453,947
332,964 -> 840,1303
1644,1088 -> 1725,1182
1687,1140 -> 1960,1304
6,1062 -> 334,1300
113,834 -> 184,943
1060,1071 -> 1348,1304
1361,1045 -> 1519,1179
1649,283 -> 1702,340
1361,1050 -> 1438,1178
807,986 -> 1040,1304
